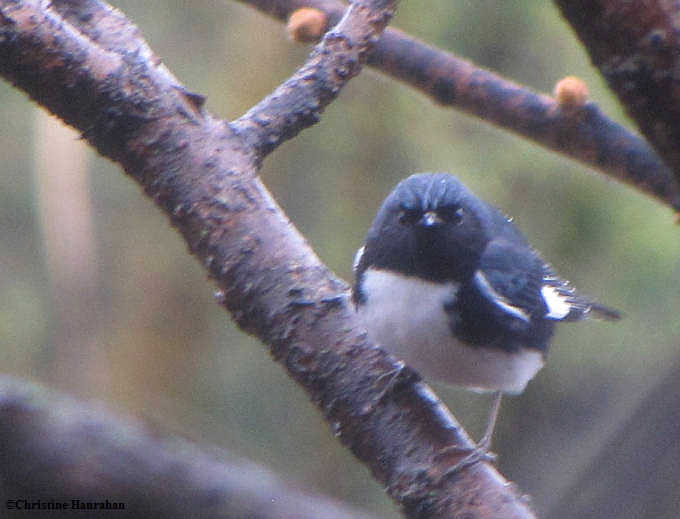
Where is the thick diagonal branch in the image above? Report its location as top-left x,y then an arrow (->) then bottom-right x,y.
0,1 -> 535,518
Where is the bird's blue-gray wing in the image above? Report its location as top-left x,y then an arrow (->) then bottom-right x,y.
474,239 -> 620,324
472,239 -> 546,327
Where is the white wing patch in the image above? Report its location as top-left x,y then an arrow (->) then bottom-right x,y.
473,270 -> 530,323
353,246 -> 365,274
541,284 -> 573,319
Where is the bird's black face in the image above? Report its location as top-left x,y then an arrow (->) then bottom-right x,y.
359,173 -> 491,283
396,199 -> 465,229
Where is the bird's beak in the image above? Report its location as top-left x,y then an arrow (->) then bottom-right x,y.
419,211 -> 443,228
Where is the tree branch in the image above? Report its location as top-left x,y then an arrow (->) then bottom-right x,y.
0,376 -> 378,519
0,1 -> 535,517
237,0 -> 680,211
232,0 -> 398,158
555,0 -> 680,188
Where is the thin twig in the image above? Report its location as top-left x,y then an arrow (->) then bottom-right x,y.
238,0 -> 680,211
232,0 -> 398,157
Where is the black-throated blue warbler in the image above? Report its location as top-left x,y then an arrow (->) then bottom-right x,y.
353,173 -> 619,460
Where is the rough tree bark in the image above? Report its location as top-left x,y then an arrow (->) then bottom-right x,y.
555,0 -> 680,187
0,1 -> 536,518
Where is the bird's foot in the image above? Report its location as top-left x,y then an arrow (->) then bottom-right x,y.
435,390 -> 503,477
361,362 -> 420,415
435,443 -> 497,479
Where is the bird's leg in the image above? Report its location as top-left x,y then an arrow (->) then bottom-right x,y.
476,389 -> 503,453
436,391 -> 503,477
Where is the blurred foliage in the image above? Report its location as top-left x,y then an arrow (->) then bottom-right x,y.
0,1 -> 679,518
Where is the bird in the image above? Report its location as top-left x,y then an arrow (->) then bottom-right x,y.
352,172 -> 619,466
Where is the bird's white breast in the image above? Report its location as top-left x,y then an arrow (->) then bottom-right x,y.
357,268 -> 544,394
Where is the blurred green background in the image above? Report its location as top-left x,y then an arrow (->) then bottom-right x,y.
1,1 -> 679,517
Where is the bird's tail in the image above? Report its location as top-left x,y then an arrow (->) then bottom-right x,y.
588,302 -> 622,321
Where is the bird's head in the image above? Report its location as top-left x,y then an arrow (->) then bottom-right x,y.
361,173 -> 491,282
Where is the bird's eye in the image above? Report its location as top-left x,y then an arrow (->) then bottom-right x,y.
398,208 -> 420,225
440,205 -> 464,224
